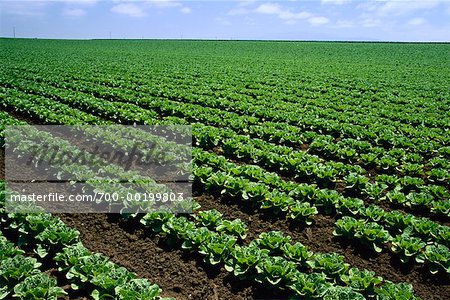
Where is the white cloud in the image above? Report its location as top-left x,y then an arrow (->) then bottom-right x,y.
280,11 -> 311,21
149,0 -> 182,9
356,2 -> 379,12
110,1 -> 189,17
308,16 -> 330,26
255,3 -> 282,14
232,2 -> 334,26
408,17 -> 426,26
254,3 -> 311,24
359,0 -> 441,17
180,7 -> 191,14
0,1 -> 48,17
63,8 -> 86,17
321,0 -> 351,5
379,1 -> 439,16
228,8 -> 251,16
111,3 -> 146,17
0,1 -> 98,19
354,1 -> 445,30
62,0 -> 98,7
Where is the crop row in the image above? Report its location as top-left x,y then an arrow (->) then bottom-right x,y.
0,181 -> 171,300
2,76 -> 448,187
3,65 -> 448,147
0,231 -> 66,299
1,83 -> 448,199
6,46 -> 449,123
1,120 -> 427,298
193,156 -> 450,274
1,85 -> 448,220
1,94 -> 448,238
192,126 -> 449,217
8,62 -> 449,129
1,81 -> 448,272
334,216 -> 449,274
3,116 -> 449,275
0,147 -> 422,300
140,211 -> 420,299
1,96 -> 448,237
2,73 -> 449,175
0,129 -> 394,296
194,150 -> 449,246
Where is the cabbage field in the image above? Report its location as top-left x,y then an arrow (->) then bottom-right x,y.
0,39 -> 449,300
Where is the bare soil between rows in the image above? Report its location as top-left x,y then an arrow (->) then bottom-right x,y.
194,192 -> 450,300
58,212 -> 290,300
2,110 -> 449,299
58,191 -> 450,300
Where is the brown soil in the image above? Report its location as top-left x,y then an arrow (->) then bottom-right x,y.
2,108 -> 449,299
58,213 -> 290,300
219,148 -> 449,225
194,193 -> 450,300
2,108 -> 41,124
55,191 -> 450,300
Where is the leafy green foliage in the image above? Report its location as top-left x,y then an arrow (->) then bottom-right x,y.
13,273 -> 66,300
375,281 -> 420,300
308,253 -> 349,278
334,216 -> 392,253
340,268 -> 382,293
391,232 -> 426,263
324,285 -> 365,300
416,244 -> 450,274
115,279 -> 168,300
0,256 -> 41,285
3,40 -> 447,300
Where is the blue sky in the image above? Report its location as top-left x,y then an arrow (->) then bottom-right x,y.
1,0 -> 449,41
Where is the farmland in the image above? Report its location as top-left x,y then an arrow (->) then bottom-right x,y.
0,38 -> 449,299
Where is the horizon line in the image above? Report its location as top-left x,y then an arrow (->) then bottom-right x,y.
1,37 -> 449,44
